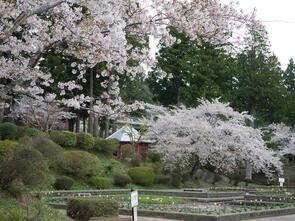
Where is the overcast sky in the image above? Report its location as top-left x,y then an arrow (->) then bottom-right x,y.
223,0 -> 295,69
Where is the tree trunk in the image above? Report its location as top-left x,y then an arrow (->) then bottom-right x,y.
104,117 -> 110,138
245,161 -> 253,180
190,160 -> 200,177
88,68 -> 94,134
93,116 -> 99,136
245,108 -> 256,181
75,115 -> 80,133
83,116 -> 86,132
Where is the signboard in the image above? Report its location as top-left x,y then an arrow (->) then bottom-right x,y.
279,178 -> 285,187
131,190 -> 138,207
132,207 -> 138,221
131,190 -> 138,221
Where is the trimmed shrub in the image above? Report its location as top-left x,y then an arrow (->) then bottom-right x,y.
54,176 -> 74,190
90,176 -> 112,189
0,147 -> 48,189
67,198 -> 119,221
16,126 -> 43,138
29,136 -> 63,165
0,122 -> 17,140
26,128 -> 42,137
59,151 -> 101,178
76,132 -> 94,150
113,173 -> 131,186
128,167 -> 155,186
94,137 -> 118,156
50,130 -> 77,147
148,150 -> 161,162
121,144 -> 134,159
130,157 -> 141,167
154,175 -> 170,185
0,140 -> 18,163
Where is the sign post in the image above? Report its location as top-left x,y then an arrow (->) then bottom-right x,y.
131,190 -> 138,221
279,178 -> 285,187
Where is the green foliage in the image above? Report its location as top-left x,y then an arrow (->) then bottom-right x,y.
59,151 -> 101,178
28,136 -> 63,166
148,149 -> 161,162
0,122 -> 17,140
93,137 -> 118,156
0,140 -> 18,163
16,126 -> 43,138
170,172 -> 182,187
50,130 -> 77,147
0,147 -> 48,191
131,156 -> 141,167
128,167 -> 155,186
76,132 -> 95,150
0,195 -> 70,221
154,175 -> 171,185
26,128 -> 43,137
67,198 -> 119,221
122,144 -> 134,159
54,176 -> 74,190
148,27 -> 235,106
90,176 -> 112,189
113,173 -> 131,186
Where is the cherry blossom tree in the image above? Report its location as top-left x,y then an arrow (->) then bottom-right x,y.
148,99 -> 283,179
0,0 -> 260,127
264,123 -> 295,156
11,94 -> 74,131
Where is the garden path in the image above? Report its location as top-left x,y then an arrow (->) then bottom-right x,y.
120,214 -> 295,221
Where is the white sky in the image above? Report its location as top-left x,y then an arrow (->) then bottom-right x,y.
222,0 -> 295,69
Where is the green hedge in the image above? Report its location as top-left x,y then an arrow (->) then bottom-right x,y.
128,167 -> 155,186
50,131 -> 77,147
67,198 -> 119,221
113,173 -> 131,186
0,123 -> 17,140
0,140 -> 18,163
16,126 -> 43,138
54,176 -> 74,190
30,136 -> 63,165
59,151 -> 101,178
90,176 -> 112,189
93,138 -> 118,156
76,132 -> 94,150
154,175 -> 170,185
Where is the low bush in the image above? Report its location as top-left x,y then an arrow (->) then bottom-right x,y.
93,137 -> 118,156
0,140 -> 18,163
29,136 -> 63,165
0,122 -> 17,140
16,126 -> 43,138
76,132 -> 94,150
130,156 -> 141,167
121,144 -> 134,159
67,198 -> 119,221
59,151 -> 101,178
113,173 -> 131,186
171,172 -> 182,188
50,131 -> 77,147
54,176 -> 74,190
90,176 -> 112,189
0,147 -> 48,189
128,167 -> 155,186
148,149 -> 161,162
154,175 -> 170,185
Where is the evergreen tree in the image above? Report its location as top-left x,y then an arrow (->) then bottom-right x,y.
282,59 -> 295,126
148,28 -> 235,107
231,27 -> 285,126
